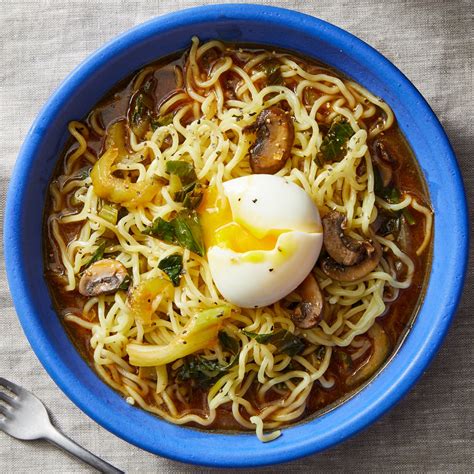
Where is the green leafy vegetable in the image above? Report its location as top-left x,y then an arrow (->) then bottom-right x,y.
262,59 -> 284,86
166,161 -> 203,208
402,208 -> 416,225
143,217 -> 175,242
218,330 -> 240,355
242,330 -> 273,344
172,210 -> 205,255
269,330 -> 306,357
174,182 -> 194,202
242,329 -> 305,357
130,90 -> 156,138
118,275 -> 131,291
151,112 -> 174,129
177,329 -> 240,388
158,254 -> 183,287
129,75 -> 171,138
319,118 -> 355,162
166,161 -> 197,186
376,186 -> 416,226
83,241 -> 107,269
385,186 -> 401,204
133,79 -> 173,134
144,210 -> 205,256
182,184 -> 203,209
177,356 -> 233,388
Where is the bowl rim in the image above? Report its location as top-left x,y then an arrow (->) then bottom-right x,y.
3,4 -> 469,468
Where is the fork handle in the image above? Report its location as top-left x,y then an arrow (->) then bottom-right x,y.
44,426 -> 123,473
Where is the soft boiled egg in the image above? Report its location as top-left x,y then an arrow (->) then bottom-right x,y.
198,175 -> 323,308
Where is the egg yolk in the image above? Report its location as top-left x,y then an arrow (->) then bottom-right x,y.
198,186 -> 285,252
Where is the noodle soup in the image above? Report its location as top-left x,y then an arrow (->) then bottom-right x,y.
44,38 -> 432,441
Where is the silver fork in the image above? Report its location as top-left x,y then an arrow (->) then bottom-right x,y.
0,377 -> 123,473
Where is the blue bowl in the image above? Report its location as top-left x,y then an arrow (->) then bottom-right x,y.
3,4 -> 468,468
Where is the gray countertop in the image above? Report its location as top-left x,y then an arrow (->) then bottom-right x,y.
1,0 -> 472,472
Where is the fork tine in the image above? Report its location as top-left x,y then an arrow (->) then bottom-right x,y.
0,403 -> 12,419
0,377 -> 22,396
0,392 -> 17,407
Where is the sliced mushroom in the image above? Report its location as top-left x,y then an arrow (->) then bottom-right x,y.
372,139 -> 396,188
322,211 -> 374,266
321,232 -> 382,282
291,274 -> 324,329
248,106 -> 294,174
78,259 -> 128,296
346,322 -> 391,387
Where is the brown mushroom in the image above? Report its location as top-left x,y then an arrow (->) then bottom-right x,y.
320,237 -> 382,282
291,273 -> 324,329
320,211 -> 382,282
247,106 -> 294,174
372,139 -> 396,188
322,211 -> 374,266
78,259 -> 129,296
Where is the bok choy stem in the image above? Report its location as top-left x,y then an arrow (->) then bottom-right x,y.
127,306 -> 231,366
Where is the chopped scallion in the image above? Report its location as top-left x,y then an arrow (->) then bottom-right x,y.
99,203 -> 119,225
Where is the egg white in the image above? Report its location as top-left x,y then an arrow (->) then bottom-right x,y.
208,231 -> 323,308
224,175 -> 322,237
206,175 -> 324,308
